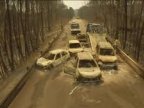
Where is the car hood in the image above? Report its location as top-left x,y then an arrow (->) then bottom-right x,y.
79,39 -> 87,42
78,68 -> 101,78
83,48 -> 92,52
99,55 -> 117,62
78,38 -> 87,41
36,57 -> 53,66
69,48 -> 83,53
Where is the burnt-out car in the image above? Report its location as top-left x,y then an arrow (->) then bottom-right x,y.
75,52 -> 102,82
77,33 -> 88,43
71,23 -> 81,35
36,49 -> 70,69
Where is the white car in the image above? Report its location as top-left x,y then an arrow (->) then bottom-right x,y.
68,40 -> 84,55
71,23 -> 81,35
77,33 -> 88,43
36,49 -> 70,69
75,52 -> 102,82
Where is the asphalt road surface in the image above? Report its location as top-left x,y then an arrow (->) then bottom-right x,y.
9,19 -> 144,108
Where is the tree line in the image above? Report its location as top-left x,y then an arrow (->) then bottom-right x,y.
0,0 -> 74,79
79,0 -> 144,64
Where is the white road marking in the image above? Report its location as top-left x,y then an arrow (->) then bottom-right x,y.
69,85 -> 80,95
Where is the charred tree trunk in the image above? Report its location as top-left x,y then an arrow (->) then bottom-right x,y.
6,0 -> 15,70
123,0 -> 128,49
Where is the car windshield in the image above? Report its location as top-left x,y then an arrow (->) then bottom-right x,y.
71,24 -> 79,29
78,36 -> 86,40
79,60 -> 97,68
69,43 -> 81,48
46,53 -> 55,60
83,43 -> 90,48
100,48 -> 114,56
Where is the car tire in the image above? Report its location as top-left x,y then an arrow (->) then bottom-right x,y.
98,65 -> 103,70
114,65 -> 118,70
76,75 -> 82,82
97,74 -> 102,81
48,64 -> 54,70
69,52 -> 72,57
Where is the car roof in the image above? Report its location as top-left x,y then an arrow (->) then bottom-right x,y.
77,52 -> 93,60
92,23 -> 101,26
98,42 -> 113,49
49,49 -> 66,54
77,33 -> 86,36
88,23 -> 101,25
69,40 -> 80,43
71,22 -> 79,25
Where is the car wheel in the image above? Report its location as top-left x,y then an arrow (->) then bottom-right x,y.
97,74 -> 102,81
66,56 -> 70,61
76,76 -> 83,82
98,65 -> 103,70
114,65 -> 118,70
70,52 -> 74,57
48,64 -> 54,69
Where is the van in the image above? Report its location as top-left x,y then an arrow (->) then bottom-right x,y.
96,42 -> 118,70
71,23 -> 81,35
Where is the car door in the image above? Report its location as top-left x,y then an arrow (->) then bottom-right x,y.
61,51 -> 69,62
53,53 -> 62,66
64,58 -> 76,75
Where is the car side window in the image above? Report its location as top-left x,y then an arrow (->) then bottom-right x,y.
55,53 -> 61,60
61,51 -> 67,57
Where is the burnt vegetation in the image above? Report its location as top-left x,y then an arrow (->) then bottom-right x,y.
78,0 -> 144,65
0,0 -> 74,79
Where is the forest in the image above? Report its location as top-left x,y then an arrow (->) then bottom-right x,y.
79,0 -> 144,66
0,0 -> 74,79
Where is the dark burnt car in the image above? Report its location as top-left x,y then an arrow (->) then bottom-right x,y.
77,33 -> 88,43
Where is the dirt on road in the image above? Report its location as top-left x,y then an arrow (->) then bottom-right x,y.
9,19 -> 144,108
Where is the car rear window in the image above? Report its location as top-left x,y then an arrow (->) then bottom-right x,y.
46,54 -> 55,60
79,60 -> 97,68
71,24 -> 79,29
61,51 -> 67,56
69,43 -> 81,48
100,48 -> 114,56
55,53 -> 61,59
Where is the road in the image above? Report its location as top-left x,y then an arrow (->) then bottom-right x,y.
9,19 -> 144,108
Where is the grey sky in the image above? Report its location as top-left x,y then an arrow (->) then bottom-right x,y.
63,0 -> 89,9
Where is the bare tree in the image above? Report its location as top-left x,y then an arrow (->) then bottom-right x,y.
78,0 -> 144,64
0,0 -> 74,79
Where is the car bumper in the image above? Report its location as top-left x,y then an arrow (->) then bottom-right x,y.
77,74 -> 102,82
71,30 -> 81,35
36,64 -> 52,69
100,63 -> 117,69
